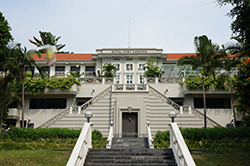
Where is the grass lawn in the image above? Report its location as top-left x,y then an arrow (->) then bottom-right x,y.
0,149 -> 71,166
192,151 -> 250,166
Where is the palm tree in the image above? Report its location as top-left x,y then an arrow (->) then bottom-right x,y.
29,31 -> 66,78
29,31 -> 66,51
102,63 -> 118,77
69,70 -> 85,81
11,44 -> 44,128
177,35 -> 224,128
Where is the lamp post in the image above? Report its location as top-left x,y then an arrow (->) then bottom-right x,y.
85,111 -> 93,123
169,111 -> 177,123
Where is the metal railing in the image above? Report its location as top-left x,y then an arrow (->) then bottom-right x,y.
149,85 -> 222,127
40,98 -> 76,128
66,123 -> 92,166
170,122 -> 196,166
106,121 -> 114,149
146,121 -> 154,149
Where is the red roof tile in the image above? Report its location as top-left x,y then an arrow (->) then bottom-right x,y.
32,54 -> 94,61
166,53 -> 196,60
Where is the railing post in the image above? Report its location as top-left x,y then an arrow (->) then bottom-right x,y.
180,106 -> 183,114
123,84 -> 126,91
135,84 -> 137,91
169,124 -> 173,148
188,106 -> 192,114
102,77 -> 105,84
112,84 -> 114,91
155,77 -> 158,84
78,106 -> 81,114
146,84 -> 149,91
70,107 -> 73,114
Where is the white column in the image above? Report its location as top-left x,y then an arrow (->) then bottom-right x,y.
135,84 -> 137,91
65,65 -> 70,76
69,107 -> 73,114
102,77 -> 105,84
80,65 -> 85,77
155,77 -> 158,84
50,66 -> 55,77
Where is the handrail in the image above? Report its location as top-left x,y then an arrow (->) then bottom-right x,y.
78,85 -> 112,112
106,121 -> 114,149
146,121 -> 154,149
40,85 -> 112,128
149,85 -> 222,127
66,123 -> 92,166
39,98 -> 76,128
169,122 -> 196,166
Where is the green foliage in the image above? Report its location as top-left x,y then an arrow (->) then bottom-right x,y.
234,58 -> 250,126
0,127 -> 107,150
29,31 -> 66,51
47,76 -> 81,90
145,58 -> 162,77
92,130 -> 107,148
15,76 -> 81,95
102,63 -> 118,77
180,76 -> 233,90
0,11 -> 13,55
154,127 -> 250,150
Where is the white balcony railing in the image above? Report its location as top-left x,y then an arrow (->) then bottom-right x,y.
169,122 -> 196,166
66,123 -> 92,166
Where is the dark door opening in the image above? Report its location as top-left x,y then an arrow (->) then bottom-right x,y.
122,112 -> 138,137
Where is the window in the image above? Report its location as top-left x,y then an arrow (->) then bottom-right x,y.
25,67 -> 35,71
194,98 -> 231,108
55,66 -> 65,72
30,98 -> 67,109
126,64 -> 133,71
71,66 -> 80,71
85,66 -> 95,71
114,64 -> 120,71
138,64 -> 145,71
126,74 -> 133,84
43,66 -> 49,72
115,75 -> 120,84
139,74 -> 145,84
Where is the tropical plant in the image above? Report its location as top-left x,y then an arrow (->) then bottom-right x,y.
29,31 -> 66,52
144,58 -> 162,77
177,35 -> 225,128
234,57 -> 250,126
217,0 -> 250,54
68,70 -> 85,81
9,43 -> 45,128
102,63 -> 118,77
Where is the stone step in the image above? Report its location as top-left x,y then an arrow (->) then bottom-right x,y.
84,148 -> 177,166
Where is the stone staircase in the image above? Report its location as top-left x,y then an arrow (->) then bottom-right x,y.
50,95 -> 115,136
149,95 -> 204,135
84,137 -> 177,166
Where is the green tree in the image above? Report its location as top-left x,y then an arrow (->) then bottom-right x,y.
177,35 -> 225,128
144,58 -> 162,77
217,0 -> 250,56
10,44 -> 44,128
0,12 -> 13,131
234,57 -> 250,126
102,63 -> 118,77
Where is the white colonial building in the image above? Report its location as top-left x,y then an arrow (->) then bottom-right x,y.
6,47 -> 236,137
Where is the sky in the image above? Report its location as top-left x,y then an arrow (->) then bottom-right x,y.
1,0 -> 234,53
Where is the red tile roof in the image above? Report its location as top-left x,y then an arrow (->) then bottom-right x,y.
166,53 -> 196,60
32,54 -> 94,61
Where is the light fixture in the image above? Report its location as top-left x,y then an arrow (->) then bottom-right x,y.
76,65 -> 79,68
92,87 -> 95,92
169,111 -> 177,123
85,111 -> 93,123
166,87 -> 168,92
110,121 -> 114,126
146,121 -> 150,127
